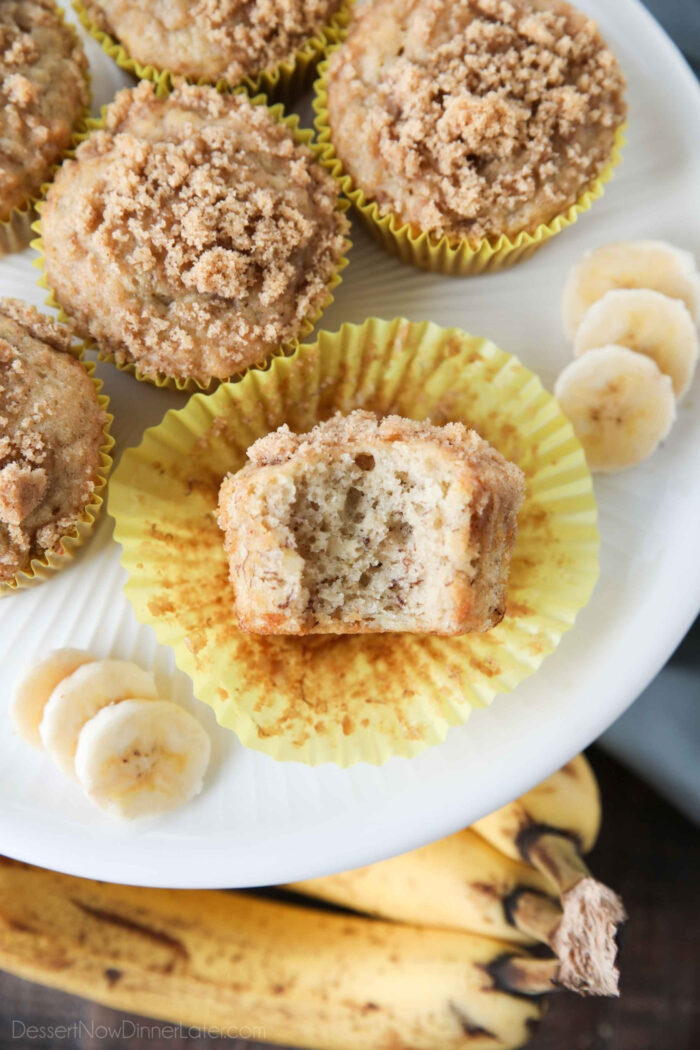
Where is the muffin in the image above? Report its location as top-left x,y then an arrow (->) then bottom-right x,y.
80,0 -> 347,95
0,1 -> 88,245
218,410 -> 526,635
0,298 -> 109,587
320,0 -> 626,261
39,82 -> 349,388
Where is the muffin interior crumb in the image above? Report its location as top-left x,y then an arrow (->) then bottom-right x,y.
287,451 -> 456,623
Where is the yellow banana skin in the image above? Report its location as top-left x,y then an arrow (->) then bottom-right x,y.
0,858 -> 545,1050
289,828 -> 555,945
473,755 -> 601,858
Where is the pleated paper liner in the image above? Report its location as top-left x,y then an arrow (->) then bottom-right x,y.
0,357 -> 114,597
109,317 -> 599,766
30,80 -> 351,394
313,55 -> 626,276
73,0 -> 354,105
0,5 -> 91,257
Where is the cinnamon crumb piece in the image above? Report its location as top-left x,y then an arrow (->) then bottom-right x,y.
41,82 -> 349,384
0,1 -> 88,219
327,0 -> 627,243
84,0 -> 343,84
0,299 -> 105,581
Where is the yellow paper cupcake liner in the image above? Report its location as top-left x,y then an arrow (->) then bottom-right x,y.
109,317 -> 599,766
313,54 -> 626,276
73,0 -> 354,105
0,356 -> 114,597
30,80 -> 351,394
0,4 -> 91,257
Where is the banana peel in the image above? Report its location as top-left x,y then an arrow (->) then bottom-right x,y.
0,857 -> 549,1050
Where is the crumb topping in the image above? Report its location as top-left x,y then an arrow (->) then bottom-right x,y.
0,299 -> 105,580
84,0 -> 342,83
41,83 -> 348,383
246,410 -> 525,491
327,0 -> 627,242
0,0 -> 88,218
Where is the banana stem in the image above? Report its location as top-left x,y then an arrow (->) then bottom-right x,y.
507,889 -> 562,946
489,954 -> 560,997
517,829 -> 627,997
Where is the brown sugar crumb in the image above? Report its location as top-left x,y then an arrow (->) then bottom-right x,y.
84,0 -> 343,84
327,0 -> 627,243
0,299 -> 106,581
0,0 -> 88,219
218,410 -> 526,635
41,82 -> 349,384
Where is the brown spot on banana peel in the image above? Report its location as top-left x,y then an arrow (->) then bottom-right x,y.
448,1001 -> 498,1040
72,901 -> 189,973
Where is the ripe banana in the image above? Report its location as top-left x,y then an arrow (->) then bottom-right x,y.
39,659 -> 158,777
289,829 -> 558,947
473,756 -> 626,997
573,288 -> 699,398
554,344 -> 676,472
0,857 -> 551,1050
11,648 -> 94,748
75,699 -> 211,819
562,239 -> 700,338
291,756 -> 623,996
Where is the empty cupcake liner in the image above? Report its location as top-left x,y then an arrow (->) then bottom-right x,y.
313,53 -> 626,276
0,4 -> 91,257
109,317 -> 599,766
31,79 -> 351,394
73,0 -> 354,104
0,356 -> 114,596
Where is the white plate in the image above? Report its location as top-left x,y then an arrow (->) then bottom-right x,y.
1,1 -> 699,889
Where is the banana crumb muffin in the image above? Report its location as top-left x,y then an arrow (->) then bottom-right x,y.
218,410 -> 526,635
0,299 -> 106,583
40,82 -> 349,385
83,0 -> 343,85
0,0 -> 88,221
326,0 -> 626,244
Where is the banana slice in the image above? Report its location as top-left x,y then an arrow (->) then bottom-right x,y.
12,649 -> 95,748
75,699 -> 211,820
574,289 -> 699,398
39,660 -> 158,777
554,345 -> 676,473
563,240 -> 700,338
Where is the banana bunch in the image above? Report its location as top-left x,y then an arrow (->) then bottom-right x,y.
292,754 -> 625,998
555,240 -> 699,471
0,756 -> 624,1050
12,649 -> 210,818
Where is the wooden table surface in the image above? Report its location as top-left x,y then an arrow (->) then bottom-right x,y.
1,747 -> 698,1050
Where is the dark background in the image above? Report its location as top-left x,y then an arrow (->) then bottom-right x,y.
1,1 -> 699,1048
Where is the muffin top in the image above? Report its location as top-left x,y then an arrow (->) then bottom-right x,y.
0,299 -> 106,581
326,0 -> 627,243
84,0 -> 343,84
0,0 -> 88,219
41,83 -> 349,384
